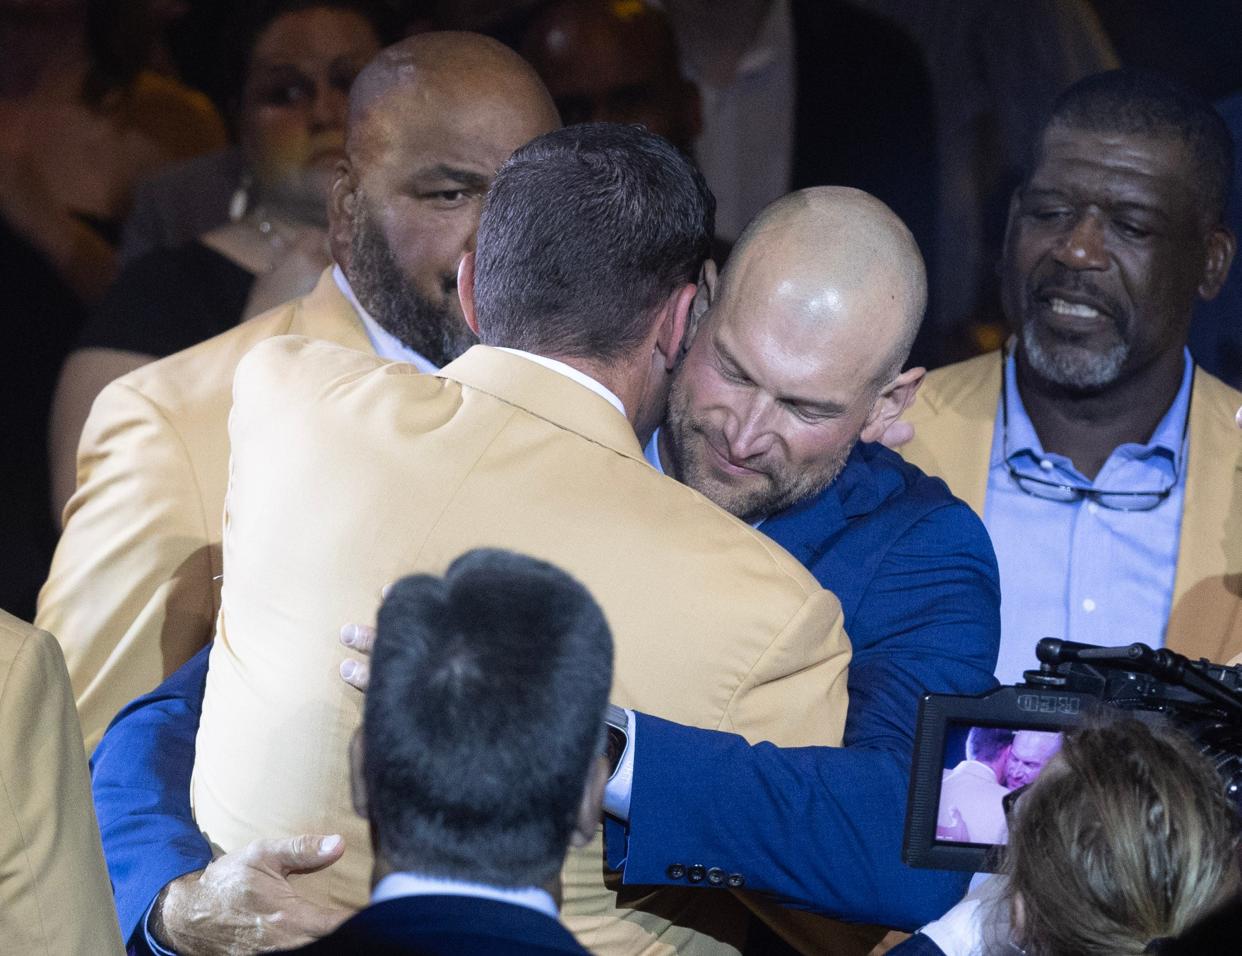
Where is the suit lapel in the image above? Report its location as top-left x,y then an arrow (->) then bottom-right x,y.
1167,370 -> 1242,661
438,347 -> 646,463
902,351 -> 999,517
288,269 -> 373,354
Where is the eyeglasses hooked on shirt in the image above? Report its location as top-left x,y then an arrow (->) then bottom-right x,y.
999,348 -> 1193,513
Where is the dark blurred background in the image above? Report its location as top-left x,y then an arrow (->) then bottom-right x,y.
1,0 -> 1239,622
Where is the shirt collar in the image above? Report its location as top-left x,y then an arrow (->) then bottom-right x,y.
371,871 -> 557,920
495,347 -> 626,418
644,429 -> 664,472
996,347 -> 1194,470
332,264 -> 439,373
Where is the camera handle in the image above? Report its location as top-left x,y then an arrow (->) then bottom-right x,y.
1036,638 -> 1242,723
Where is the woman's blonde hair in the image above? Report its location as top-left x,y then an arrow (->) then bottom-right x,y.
1003,718 -> 1241,956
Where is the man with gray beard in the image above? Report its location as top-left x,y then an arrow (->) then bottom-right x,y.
900,68 -> 1242,681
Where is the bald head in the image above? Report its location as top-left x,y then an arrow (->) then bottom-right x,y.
662,187 -> 928,522
327,31 -> 559,369
726,187 -> 927,385
347,31 -> 559,151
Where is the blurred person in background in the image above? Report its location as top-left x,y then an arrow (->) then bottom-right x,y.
895,719 -> 1242,955
0,0 -> 225,620
47,0 -> 394,517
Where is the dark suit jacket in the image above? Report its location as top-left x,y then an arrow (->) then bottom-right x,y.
605,442 -> 1000,929
281,895 -> 588,955
91,442 -> 998,946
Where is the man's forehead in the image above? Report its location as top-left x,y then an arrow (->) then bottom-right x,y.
1031,126 -> 1197,196
710,294 -> 868,407
354,94 -> 541,177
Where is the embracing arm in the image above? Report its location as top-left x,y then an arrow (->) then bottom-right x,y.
91,643 -> 350,954
605,502 -> 1000,928
90,643 -> 213,945
37,378 -> 219,750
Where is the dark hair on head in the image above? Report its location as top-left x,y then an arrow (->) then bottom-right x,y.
1003,718 -> 1241,956
363,548 -> 614,887
217,0 -> 400,122
1044,68 -> 1234,222
472,122 -> 715,362
965,726 -> 1014,763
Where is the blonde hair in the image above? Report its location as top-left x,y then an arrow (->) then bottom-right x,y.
1002,718 -> 1241,956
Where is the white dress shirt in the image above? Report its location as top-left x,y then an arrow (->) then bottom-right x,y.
332,265 -> 439,372
372,871 -> 557,919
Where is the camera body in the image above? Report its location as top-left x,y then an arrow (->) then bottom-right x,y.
902,639 -> 1242,873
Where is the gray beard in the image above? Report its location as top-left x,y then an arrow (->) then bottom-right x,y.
346,201 -> 477,368
1021,320 -> 1129,391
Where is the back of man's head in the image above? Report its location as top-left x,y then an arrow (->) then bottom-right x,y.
966,727 -> 1014,768
471,122 -> 714,362
1042,68 -> 1234,223
361,548 -> 614,888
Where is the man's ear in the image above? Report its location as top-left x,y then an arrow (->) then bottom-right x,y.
348,729 -> 368,820
458,252 -> 480,336
1199,225 -> 1236,301
859,365 -> 925,444
655,280 -> 699,372
328,159 -> 359,268
682,258 -> 717,358
570,756 -> 609,848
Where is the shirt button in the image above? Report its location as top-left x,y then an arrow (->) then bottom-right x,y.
1087,501 -> 1100,514
666,863 -> 686,880
707,867 -> 726,886
1040,459 -> 1054,471
727,873 -> 746,888
1082,598 -> 1096,612
687,864 -> 707,883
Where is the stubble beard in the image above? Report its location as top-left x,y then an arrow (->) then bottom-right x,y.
663,374 -> 850,523
346,194 -> 478,368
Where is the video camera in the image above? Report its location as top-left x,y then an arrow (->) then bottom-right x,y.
902,638 -> 1242,873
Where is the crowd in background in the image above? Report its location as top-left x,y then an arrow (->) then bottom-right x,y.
2,0 -> 1238,621
4,3 -> 1242,956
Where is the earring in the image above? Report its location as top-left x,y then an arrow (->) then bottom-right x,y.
228,172 -> 253,222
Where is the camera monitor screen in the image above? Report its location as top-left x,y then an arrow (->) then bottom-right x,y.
934,723 -> 1063,846
904,686 -> 1096,872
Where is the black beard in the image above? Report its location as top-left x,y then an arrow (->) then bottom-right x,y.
345,199 -> 477,368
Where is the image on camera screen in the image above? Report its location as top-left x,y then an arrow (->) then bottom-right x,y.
934,723 -> 1063,846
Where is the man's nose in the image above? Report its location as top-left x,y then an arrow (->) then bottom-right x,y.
310,81 -> 348,131
725,398 -> 775,460
1051,211 -> 1108,271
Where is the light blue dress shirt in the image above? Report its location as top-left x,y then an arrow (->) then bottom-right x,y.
984,350 -> 1192,684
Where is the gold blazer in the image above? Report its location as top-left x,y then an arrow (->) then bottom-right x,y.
38,270 -> 371,749
901,350 -> 1242,664
0,611 -> 123,955
192,338 -> 852,956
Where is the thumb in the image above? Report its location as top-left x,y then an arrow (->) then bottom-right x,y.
256,833 -> 346,876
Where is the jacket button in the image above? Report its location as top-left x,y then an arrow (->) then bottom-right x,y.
727,873 -> 745,888
666,863 -> 686,880
707,867 -> 726,886
687,864 -> 706,883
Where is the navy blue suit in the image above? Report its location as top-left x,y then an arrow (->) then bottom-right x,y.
91,441 -> 999,948
604,442 -> 1000,928
281,895 -> 589,955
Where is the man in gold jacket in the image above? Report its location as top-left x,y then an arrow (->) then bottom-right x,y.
187,123 -> 849,956
36,32 -> 561,751
901,69 -> 1242,673
0,611 -> 123,955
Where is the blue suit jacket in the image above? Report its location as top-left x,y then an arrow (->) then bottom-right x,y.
604,442 -> 999,926
282,895 -> 589,955
91,442 -> 999,947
